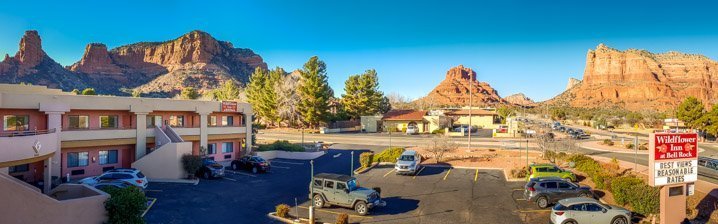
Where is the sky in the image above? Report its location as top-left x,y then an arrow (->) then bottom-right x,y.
1,0 -> 717,101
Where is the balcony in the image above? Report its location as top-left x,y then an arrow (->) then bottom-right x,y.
0,129 -> 59,166
60,127 -> 136,141
208,126 -> 247,135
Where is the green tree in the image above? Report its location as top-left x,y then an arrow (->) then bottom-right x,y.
297,56 -> 334,128
701,105 -> 718,137
676,96 -> 706,129
625,112 -> 643,126
81,88 -> 96,95
246,67 -> 283,126
71,89 -> 80,95
104,187 -> 147,224
496,105 -> 515,124
341,69 -> 387,119
378,96 -> 392,114
211,80 -> 242,101
550,107 -> 567,120
180,87 -> 200,100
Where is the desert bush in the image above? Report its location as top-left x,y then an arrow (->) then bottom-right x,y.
373,147 -> 405,163
431,129 -> 445,134
511,167 -> 528,178
625,143 -> 634,149
335,213 -> 349,224
602,139 -> 614,146
181,154 -> 203,178
257,140 -> 304,152
611,176 -> 644,205
601,157 -> 621,174
627,184 -> 659,215
359,152 -> 374,168
104,187 -> 147,224
275,204 -> 290,218
639,144 -> 648,150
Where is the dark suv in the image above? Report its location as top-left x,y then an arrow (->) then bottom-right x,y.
309,173 -> 386,215
524,177 -> 593,208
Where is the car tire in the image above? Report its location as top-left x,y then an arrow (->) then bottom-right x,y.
354,201 -> 368,216
562,220 -> 577,224
536,196 -> 549,209
611,216 -> 628,224
252,167 -> 258,174
313,194 -> 325,208
578,192 -> 590,198
202,171 -> 210,179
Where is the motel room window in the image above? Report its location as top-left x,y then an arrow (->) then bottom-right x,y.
147,115 -> 163,128
222,142 -> 234,153
207,143 -> 217,154
99,150 -> 118,165
3,115 -> 29,131
169,115 -> 184,127
8,164 -> 29,173
209,116 -> 217,127
68,115 -> 89,129
222,116 -> 234,126
100,115 -> 118,129
67,152 -> 89,167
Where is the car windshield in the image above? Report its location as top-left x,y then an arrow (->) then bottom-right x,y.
399,155 -> 414,161
347,179 -> 358,191
253,157 -> 266,162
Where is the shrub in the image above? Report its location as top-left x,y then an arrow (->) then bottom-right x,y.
335,213 -> 349,224
626,184 -> 659,215
639,144 -> 648,150
373,147 -> 405,163
602,139 -> 614,146
610,176 -> 644,205
510,167 -> 528,178
181,154 -> 203,178
275,204 -> 290,218
431,129 -> 445,134
625,143 -> 634,149
104,187 -> 147,224
359,152 -> 374,168
257,140 -> 304,152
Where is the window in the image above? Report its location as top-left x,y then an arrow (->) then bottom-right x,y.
222,116 -> 234,126
540,182 -> 558,189
3,115 -> 29,131
68,115 -> 89,129
169,115 -> 184,127
147,115 -> 163,128
207,144 -> 216,154
536,167 -> 548,172
337,182 -> 347,191
9,164 -> 29,173
313,179 -> 323,188
558,182 -> 572,189
223,142 -> 234,153
209,116 -> 217,126
67,152 -> 89,167
324,180 -> 335,189
99,150 -> 118,165
100,116 -> 118,129
546,167 -> 559,172
585,203 -> 603,212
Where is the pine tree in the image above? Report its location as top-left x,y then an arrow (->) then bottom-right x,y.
246,67 -> 268,123
180,87 -> 200,100
297,56 -> 333,128
212,80 -> 242,101
676,96 -> 706,129
263,67 -> 284,126
341,69 -> 387,119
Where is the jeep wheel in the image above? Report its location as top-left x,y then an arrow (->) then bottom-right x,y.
252,167 -> 258,174
354,201 -> 368,215
313,194 -> 325,208
536,196 -> 549,208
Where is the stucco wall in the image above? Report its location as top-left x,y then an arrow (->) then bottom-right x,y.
132,142 -> 192,179
62,145 -> 133,179
0,109 -> 48,130
453,115 -> 499,129
0,173 -> 108,224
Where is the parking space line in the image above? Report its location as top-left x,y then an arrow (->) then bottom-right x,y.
474,169 -> 479,182
297,206 -> 372,219
225,170 -> 257,177
270,161 -> 304,165
383,169 -> 395,177
223,177 -> 237,181
272,165 -> 291,169
443,168 -> 452,180
145,189 -> 163,192
515,209 -> 551,213
142,198 -> 157,217
413,167 -> 426,179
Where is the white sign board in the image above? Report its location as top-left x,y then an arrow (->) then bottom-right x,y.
653,160 -> 698,186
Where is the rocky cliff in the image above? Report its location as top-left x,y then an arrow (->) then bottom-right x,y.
566,77 -> 581,90
0,30 -> 266,96
504,93 -> 535,106
415,65 -> 505,107
548,44 -> 718,111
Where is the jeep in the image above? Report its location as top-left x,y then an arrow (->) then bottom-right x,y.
309,173 -> 386,215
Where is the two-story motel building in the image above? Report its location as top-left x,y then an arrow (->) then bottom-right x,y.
0,84 -> 253,194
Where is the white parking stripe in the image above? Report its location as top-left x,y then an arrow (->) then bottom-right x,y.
270,161 -> 304,165
225,170 -> 257,177
272,165 -> 291,169
333,153 -> 342,158
223,177 -> 237,181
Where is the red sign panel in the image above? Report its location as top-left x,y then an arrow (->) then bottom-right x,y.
221,101 -> 238,112
653,133 -> 698,160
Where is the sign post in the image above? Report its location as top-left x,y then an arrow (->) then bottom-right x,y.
648,133 -> 698,224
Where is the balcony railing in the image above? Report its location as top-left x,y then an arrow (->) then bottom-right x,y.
0,128 -> 56,137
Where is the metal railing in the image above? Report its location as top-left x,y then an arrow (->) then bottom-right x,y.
0,128 -> 56,137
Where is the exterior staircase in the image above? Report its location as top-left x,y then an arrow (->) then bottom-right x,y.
131,125 -> 192,180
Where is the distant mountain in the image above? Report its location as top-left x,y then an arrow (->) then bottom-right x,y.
504,93 -> 535,106
0,30 -> 267,97
414,65 -> 505,107
546,44 -> 718,111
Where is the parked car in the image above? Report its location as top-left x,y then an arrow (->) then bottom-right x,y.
558,126 -> 567,132
197,158 -> 225,179
79,168 -> 148,189
527,164 -> 576,182
93,180 -> 143,193
570,132 -> 591,140
395,150 -> 422,175
524,177 -> 593,208
309,173 -> 386,215
406,125 -> 419,135
551,197 -> 632,224
453,125 -> 469,133
552,122 -> 561,129
231,155 -> 271,174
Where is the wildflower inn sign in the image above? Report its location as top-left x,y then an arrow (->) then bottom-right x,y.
648,132 -> 699,224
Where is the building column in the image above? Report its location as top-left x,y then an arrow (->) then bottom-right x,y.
245,114 -> 253,155
135,112 -> 149,159
199,113 -> 209,152
43,157 -> 52,194
45,111 -> 63,179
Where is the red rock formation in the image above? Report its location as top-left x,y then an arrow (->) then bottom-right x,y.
415,65 -> 505,107
504,93 -> 535,106
69,43 -> 122,74
548,44 -> 718,111
15,30 -> 45,69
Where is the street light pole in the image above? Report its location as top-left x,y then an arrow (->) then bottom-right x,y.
302,127 -> 305,146
309,159 -> 315,224
389,128 -> 392,149
468,71 -> 473,151
526,139 -> 529,169
634,134 -> 638,171
351,151 -> 354,176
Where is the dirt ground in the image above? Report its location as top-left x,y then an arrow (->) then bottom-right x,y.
409,146 -> 547,171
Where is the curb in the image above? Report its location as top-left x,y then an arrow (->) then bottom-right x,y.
266,212 -> 332,224
353,162 -> 394,175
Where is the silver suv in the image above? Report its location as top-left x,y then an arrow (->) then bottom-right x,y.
395,150 -> 421,175
551,197 -> 632,224
309,173 -> 386,215
524,177 -> 593,208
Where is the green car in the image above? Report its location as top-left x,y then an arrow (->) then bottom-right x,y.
526,164 -> 576,182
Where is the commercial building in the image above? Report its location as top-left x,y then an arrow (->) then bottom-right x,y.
0,84 -> 253,193
445,108 -> 502,130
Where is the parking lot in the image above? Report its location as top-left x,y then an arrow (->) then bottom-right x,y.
143,148 -> 551,223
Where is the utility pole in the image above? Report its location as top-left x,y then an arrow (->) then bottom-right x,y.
634,134 -> 638,171
468,71 -> 473,151
302,127 -> 305,146
389,128 -> 392,149
526,139 -> 529,169
309,160 -> 315,224
351,151 -> 354,176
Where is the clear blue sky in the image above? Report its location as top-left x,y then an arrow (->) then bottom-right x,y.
1,0 -> 717,101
